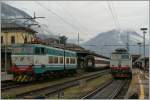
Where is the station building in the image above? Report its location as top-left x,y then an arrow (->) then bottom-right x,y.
1,22 -> 36,46
1,2 -> 37,74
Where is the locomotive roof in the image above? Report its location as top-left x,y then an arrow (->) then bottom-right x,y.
115,48 -> 128,52
112,52 -> 129,54
11,43 -> 76,54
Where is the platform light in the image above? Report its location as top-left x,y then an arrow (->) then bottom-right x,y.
140,27 -> 147,72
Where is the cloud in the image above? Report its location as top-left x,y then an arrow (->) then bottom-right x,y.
6,1 -> 149,43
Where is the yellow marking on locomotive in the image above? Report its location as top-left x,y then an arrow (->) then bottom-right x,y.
24,76 -> 28,82
17,75 -> 22,82
15,76 -> 19,81
26,76 -> 30,82
21,75 -> 27,82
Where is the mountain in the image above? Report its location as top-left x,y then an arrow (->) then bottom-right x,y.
36,33 -> 60,40
82,29 -> 149,57
1,2 -> 57,38
1,2 -> 34,27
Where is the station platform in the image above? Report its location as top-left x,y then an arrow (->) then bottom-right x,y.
125,68 -> 149,99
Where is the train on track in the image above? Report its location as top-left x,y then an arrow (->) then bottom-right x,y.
9,40 -> 110,82
110,48 -> 132,78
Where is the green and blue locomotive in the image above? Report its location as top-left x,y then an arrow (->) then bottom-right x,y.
10,43 -> 77,82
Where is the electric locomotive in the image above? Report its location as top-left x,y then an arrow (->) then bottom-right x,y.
110,48 -> 132,78
10,43 -> 77,82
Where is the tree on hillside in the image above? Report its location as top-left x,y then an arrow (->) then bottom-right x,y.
59,35 -> 68,45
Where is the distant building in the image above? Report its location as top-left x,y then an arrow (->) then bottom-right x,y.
1,22 -> 36,46
1,2 -> 37,73
44,37 -> 60,45
1,2 -> 37,46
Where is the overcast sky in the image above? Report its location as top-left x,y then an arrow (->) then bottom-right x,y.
4,1 -> 149,43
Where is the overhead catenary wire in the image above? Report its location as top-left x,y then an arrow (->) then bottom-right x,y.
107,1 -> 120,30
35,1 -> 81,32
110,2 -> 121,28
56,3 -> 89,32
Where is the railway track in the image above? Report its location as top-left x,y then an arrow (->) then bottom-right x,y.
15,70 -> 110,99
1,70 -> 109,92
82,79 -> 130,99
1,82 -> 20,91
115,80 -> 131,99
1,81 -> 37,91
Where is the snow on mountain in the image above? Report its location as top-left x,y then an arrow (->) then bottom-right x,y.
1,2 -> 57,39
82,29 -> 149,57
1,2 -> 33,27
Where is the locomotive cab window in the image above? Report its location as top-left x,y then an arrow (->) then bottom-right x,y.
41,47 -> 46,54
35,47 -> 46,54
121,54 -> 129,59
35,47 -> 40,54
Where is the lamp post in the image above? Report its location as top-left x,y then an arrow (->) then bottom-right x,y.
3,31 -> 8,80
59,36 -> 67,71
137,42 -> 142,56
64,42 -> 66,71
140,28 -> 147,72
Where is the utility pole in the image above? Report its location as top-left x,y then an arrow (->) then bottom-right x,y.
78,32 -> 79,45
126,32 -> 129,53
137,42 -> 142,56
60,36 -> 67,71
140,27 -> 147,72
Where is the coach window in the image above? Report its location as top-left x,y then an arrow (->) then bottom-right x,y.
49,56 -> 53,63
54,57 -> 58,63
70,58 -> 74,64
72,58 -> 75,64
66,58 -> 70,64
70,58 -> 73,64
60,57 -> 63,64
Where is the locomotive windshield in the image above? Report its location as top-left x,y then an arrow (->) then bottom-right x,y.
12,46 -> 34,65
111,54 -> 129,60
121,54 -> 129,59
13,47 -> 34,54
111,54 -> 120,60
